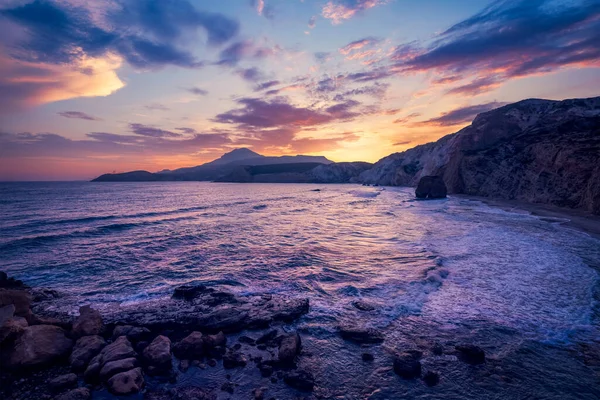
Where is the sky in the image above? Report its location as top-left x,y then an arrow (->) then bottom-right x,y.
0,0 -> 599,181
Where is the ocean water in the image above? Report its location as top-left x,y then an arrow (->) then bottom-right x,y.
1,182 -> 599,399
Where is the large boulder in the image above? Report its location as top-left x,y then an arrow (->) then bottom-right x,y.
0,289 -> 31,317
7,325 -> 73,369
107,367 -> 144,395
72,305 -> 104,338
415,176 -> 447,199
173,331 -> 204,359
278,331 -> 301,364
70,335 -> 106,371
143,335 -> 172,374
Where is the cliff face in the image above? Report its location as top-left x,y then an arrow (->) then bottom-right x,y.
309,162 -> 373,183
360,97 -> 600,214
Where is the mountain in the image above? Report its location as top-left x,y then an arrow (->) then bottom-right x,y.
93,149 -> 333,182
359,96 -> 600,214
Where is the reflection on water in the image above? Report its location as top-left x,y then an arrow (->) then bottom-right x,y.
1,182 -> 599,399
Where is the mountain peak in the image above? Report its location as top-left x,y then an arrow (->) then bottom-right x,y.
207,148 -> 264,166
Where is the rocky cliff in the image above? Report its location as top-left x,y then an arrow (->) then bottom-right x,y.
360,97 -> 600,214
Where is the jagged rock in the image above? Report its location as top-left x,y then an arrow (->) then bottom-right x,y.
70,335 -> 106,371
0,273 -> 25,289
72,305 -> 103,338
55,388 -> 91,400
173,331 -> 204,359
415,176 -> 447,199
393,352 -> 422,379
223,349 -> 247,369
112,325 -> 151,342
99,357 -> 138,381
0,289 -> 31,317
338,325 -> 384,343
7,325 -> 73,369
49,373 -> 78,392
423,370 -> 440,386
107,367 -> 144,395
456,344 -> 485,364
278,331 -> 301,364
283,369 -> 315,391
143,335 -> 172,374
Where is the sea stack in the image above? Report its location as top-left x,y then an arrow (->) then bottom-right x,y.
415,176 -> 447,199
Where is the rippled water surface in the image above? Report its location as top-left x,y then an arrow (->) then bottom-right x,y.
1,182 -> 599,399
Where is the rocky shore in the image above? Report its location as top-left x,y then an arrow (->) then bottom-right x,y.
0,272 -> 493,400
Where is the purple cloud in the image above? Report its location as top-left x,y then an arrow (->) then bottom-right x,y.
129,123 -> 182,138
418,102 -> 506,127
58,111 -> 101,121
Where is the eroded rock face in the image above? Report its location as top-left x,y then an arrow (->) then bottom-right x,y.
72,305 -> 104,338
415,176 -> 447,199
7,325 -> 73,369
107,367 -> 144,395
70,335 -> 106,371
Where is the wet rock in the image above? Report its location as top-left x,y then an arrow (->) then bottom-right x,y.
70,335 -> 106,371
283,369 -> 315,392
172,284 -> 211,300
72,305 -> 103,338
0,304 -> 15,325
223,349 -> 247,369
173,331 -> 204,359
393,352 -> 422,379
339,325 -> 384,343
0,289 -> 31,317
256,329 -> 278,345
362,353 -> 374,362
107,367 -> 144,395
278,331 -> 301,364
99,357 -> 138,381
253,387 -> 266,400
112,325 -> 151,342
29,287 -> 60,302
352,300 -> 376,312
7,325 -> 73,369
49,373 -> 78,392
143,335 -> 172,374
27,314 -> 71,330
415,176 -> 447,199
423,370 -> 440,386
456,344 -> 485,365
432,343 -> 443,356
55,388 -> 91,400
203,331 -> 227,350
239,335 -> 256,345
84,336 -> 136,381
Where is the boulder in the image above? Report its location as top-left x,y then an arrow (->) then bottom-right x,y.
72,305 -> 104,338
0,289 -> 31,317
278,332 -> 301,364
112,325 -> 151,342
7,325 -> 73,369
55,388 -> 91,400
0,304 -> 15,325
203,331 -> 227,349
393,352 -> 422,379
173,331 -> 204,359
49,373 -> 78,392
107,367 -> 144,395
100,336 -> 136,364
0,316 -> 27,344
338,325 -> 384,343
70,335 -> 106,371
456,344 -> 485,364
283,369 -> 315,391
100,357 -> 138,381
143,335 -> 172,373
415,176 -> 447,199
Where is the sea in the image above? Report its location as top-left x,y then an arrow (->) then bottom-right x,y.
1,181 -> 599,399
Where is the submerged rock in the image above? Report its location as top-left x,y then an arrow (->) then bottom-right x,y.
362,353 -> 374,362
415,176 -> 447,199
393,352 -> 422,379
278,331 -> 301,364
72,305 -> 104,338
107,367 -> 144,395
352,300 -> 376,312
70,335 -> 106,371
7,325 -> 73,369
456,344 -> 485,364
338,325 -> 384,343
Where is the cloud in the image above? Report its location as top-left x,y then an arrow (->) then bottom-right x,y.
1,0 -> 239,69
216,40 -> 279,66
308,15 -> 317,29
253,0 -> 265,16
339,37 -> 381,55
129,123 -> 182,138
417,102 -> 506,127
322,0 -> 388,24
237,67 -> 265,82
446,76 -> 502,96
393,112 -> 421,124
187,87 -> 208,96
254,80 -> 280,91
58,111 -> 102,121
144,103 -> 170,111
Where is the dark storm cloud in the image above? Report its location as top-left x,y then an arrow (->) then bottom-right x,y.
58,111 -> 102,121
1,0 -> 239,69
418,102 -> 506,127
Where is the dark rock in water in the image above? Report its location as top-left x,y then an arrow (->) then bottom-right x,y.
432,342 -> 443,356
239,335 -> 256,345
456,344 -> 485,364
283,369 -> 315,391
221,381 -> 235,394
339,325 -> 384,343
49,373 -> 78,392
112,325 -> 151,342
256,329 -> 278,345
415,176 -> 447,199
207,358 -> 217,367
0,272 -> 26,289
70,335 -> 106,371
393,352 -> 422,379
107,367 -> 144,395
143,335 -> 172,374
55,388 -> 91,400
7,325 -> 73,369
278,331 -> 301,364
423,370 -> 440,386
72,305 -> 104,338
99,357 -> 138,381
352,300 -> 376,312
173,331 -> 204,359
172,284 -> 210,300
223,349 -> 247,369
362,353 -> 374,362
0,289 -> 31,317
